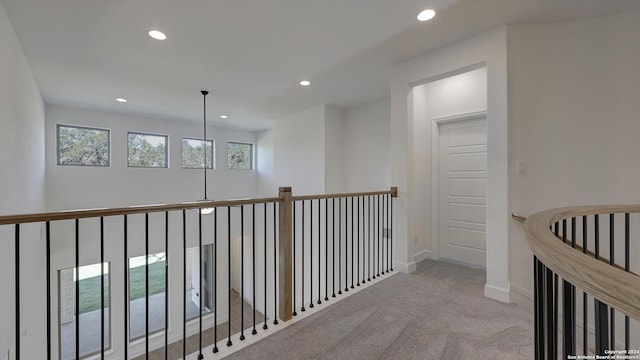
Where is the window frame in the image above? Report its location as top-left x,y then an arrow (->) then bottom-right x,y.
127,131 -> 169,168
181,137 -> 215,169
56,124 -> 111,167
127,252 -> 168,342
58,262 -> 112,360
227,141 -> 254,170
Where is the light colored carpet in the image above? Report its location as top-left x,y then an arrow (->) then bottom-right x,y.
225,259 -> 533,360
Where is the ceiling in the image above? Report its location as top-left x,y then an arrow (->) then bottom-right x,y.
4,0 -> 640,131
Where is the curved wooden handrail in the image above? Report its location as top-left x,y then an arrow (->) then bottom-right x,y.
523,205 -> 640,321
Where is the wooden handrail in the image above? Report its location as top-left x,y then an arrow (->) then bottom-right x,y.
0,187 -> 401,226
513,212 -> 635,275
291,187 -> 397,201
523,205 -> 640,321
0,196 -> 283,225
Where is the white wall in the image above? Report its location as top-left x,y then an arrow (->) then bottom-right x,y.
411,68 -> 487,261
272,104 -> 345,196
273,106 -> 326,195
255,129 -> 275,197
0,1 -> 46,357
391,27 -> 509,302
324,106 -> 345,194
343,98 -> 391,192
45,105 -> 257,210
507,12 -> 640,305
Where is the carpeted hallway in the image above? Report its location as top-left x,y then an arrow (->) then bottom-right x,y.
224,259 -> 533,359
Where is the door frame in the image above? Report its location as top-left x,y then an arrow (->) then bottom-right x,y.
430,110 -> 487,261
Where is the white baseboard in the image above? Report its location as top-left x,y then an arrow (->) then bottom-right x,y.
484,283 -> 510,303
413,249 -> 432,263
510,283 -> 533,312
395,261 -> 416,274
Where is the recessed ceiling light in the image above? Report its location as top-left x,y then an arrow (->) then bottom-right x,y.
116,98 -> 127,103
220,115 -> 229,119
148,30 -> 167,40
300,80 -> 311,86
417,9 -> 436,22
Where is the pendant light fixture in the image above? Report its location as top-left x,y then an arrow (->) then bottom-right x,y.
200,90 -> 214,215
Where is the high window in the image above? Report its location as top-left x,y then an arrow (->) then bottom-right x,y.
57,125 -> 110,166
59,262 -> 111,360
227,142 -> 253,170
182,138 -> 214,169
127,132 -> 168,168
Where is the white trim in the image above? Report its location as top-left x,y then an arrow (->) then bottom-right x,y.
510,283 -> 533,302
395,261 -> 416,274
430,111 -> 487,262
484,283 -> 510,303
413,249 -> 432,263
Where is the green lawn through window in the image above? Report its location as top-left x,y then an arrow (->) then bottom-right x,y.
78,260 -> 166,314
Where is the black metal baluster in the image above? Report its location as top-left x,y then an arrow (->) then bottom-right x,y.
227,207 -> 233,347
357,196 -> 360,286
310,200 -> 314,308
325,198 -> 329,301
609,214 -> 615,349
361,196 -> 366,284
582,216 -> 588,356
197,210 -> 204,359
389,195 -> 393,271
546,263 -> 556,359
164,212 -> 168,360
625,213 -> 630,350
372,196 -> 376,280
46,221 -> 51,360
302,201 -> 306,311
293,202 -> 297,317
385,194 -> 389,273
100,217 -> 105,360
533,257 -> 538,360
344,197 -> 348,293
266,203 -> 272,324
594,214 -> 609,355
332,198 -> 336,298
535,258 -> 545,359
339,198 -> 343,295
318,199 -> 321,304
351,197 -> 354,289
15,224 -> 21,360
75,219 -> 80,360
182,211 -> 187,358
273,202 -> 278,325
125,215 -> 129,360
378,194 -> 381,278
252,204 -> 257,335
213,208 -> 219,353
563,222 -> 576,358
146,213 -> 150,359
388,194 -> 391,272
368,196 -> 371,281
240,206 -> 245,341
554,273 -> 558,358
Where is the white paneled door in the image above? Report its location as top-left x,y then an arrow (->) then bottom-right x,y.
438,117 -> 487,267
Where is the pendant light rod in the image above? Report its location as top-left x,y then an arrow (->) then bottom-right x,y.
201,90 -> 209,201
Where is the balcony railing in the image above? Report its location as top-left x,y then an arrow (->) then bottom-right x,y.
0,186 -> 397,360
515,206 -> 640,359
